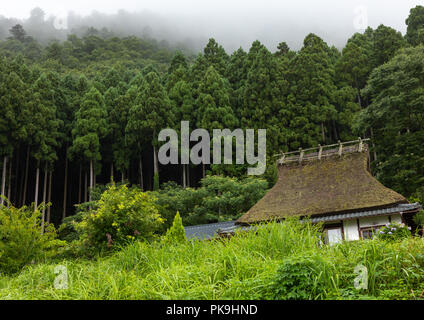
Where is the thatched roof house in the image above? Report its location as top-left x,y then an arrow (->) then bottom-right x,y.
232,139 -> 422,243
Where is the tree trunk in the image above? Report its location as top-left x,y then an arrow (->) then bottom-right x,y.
47,171 -> 52,224
22,146 -> 30,206
153,145 -> 159,176
110,163 -> 114,182
139,158 -> 144,190
18,150 -> 25,205
202,164 -> 206,179
7,158 -> 12,207
13,147 -> 20,205
89,160 -> 93,203
78,164 -> 82,204
332,120 -> 339,142
182,164 -> 186,188
121,171 -> 124,183
84,170 -> 87,203
370,127 -> 377,161
187,164 -> 190,187
153,145 -> 159,190
321,122 -> 325,143
62,155 -> 68,221
41,163 -> 47,233
1,155 -> 8,206
34,160 -> 40,212
356,86 -> 362,108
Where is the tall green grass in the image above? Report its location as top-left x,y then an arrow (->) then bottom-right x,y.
1,219 -> 424,300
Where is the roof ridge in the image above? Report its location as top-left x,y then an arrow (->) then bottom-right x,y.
276,138 -> 370,165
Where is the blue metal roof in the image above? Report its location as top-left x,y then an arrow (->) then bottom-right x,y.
184,220 -> 236,240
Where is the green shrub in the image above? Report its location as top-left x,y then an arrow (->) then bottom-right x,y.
57,210 -> 87,242
77,184 -> 164,252
269,255 -> 330,300
0,202 -> 65,274
376,223 -> 411,241
163,211 -> 187,244
58,181 -> 135,243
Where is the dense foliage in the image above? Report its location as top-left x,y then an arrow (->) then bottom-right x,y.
153,175 -> 268,227
1,5 -> 424,300
1,6 -> 424,227
0,202 -> 64,274
376,223 -> 412,241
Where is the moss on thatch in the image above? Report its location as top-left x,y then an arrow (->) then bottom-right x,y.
237,148 -> 407,224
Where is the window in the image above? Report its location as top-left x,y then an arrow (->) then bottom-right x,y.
360,225 -> 384,239
324,225 -> 344,244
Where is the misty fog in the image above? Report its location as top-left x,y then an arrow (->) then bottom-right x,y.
0,0 -> 422,53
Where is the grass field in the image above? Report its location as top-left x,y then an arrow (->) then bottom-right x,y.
1,220 -> 424,300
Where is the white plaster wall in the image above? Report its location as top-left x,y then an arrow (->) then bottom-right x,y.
390,214 -> 402,224
341,214 -> 403,241
343,219 -> 360,241
358,215 -> 390,228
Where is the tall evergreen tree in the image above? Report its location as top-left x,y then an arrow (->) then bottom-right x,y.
203,38 -> 229,76
406,5 -> 424,46
241,41 -> 288,154
226,47 -> 248,118
124,73 -> 146,187
0,60 -> 28,205
8,24 -> 26,42
127,72 -> 174,190
286,34 -> 337,148
336,40 -> 371,107
105,81 -> 131,183
371,25 -> 406,67
196,66 -> 238,176
168,64 -> 194,186
355,45 -> 424,196
28,73 -> 60,223
70,87 -> 107,202
60,73 -> 89,217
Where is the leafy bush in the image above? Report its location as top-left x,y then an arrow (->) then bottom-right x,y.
0,202 -> 65,274
376,223 -> 411,241
269,255 -> 330,300
58,181 -> 132,243
163,211 -> 187,244
152,182 -> 203,228
57,210 -> 87,243
77,184 -> 164,252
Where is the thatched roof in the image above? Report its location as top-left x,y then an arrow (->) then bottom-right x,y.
237,143 -> 407,225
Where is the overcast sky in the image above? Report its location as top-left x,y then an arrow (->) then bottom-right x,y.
1,0 -> 423,51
